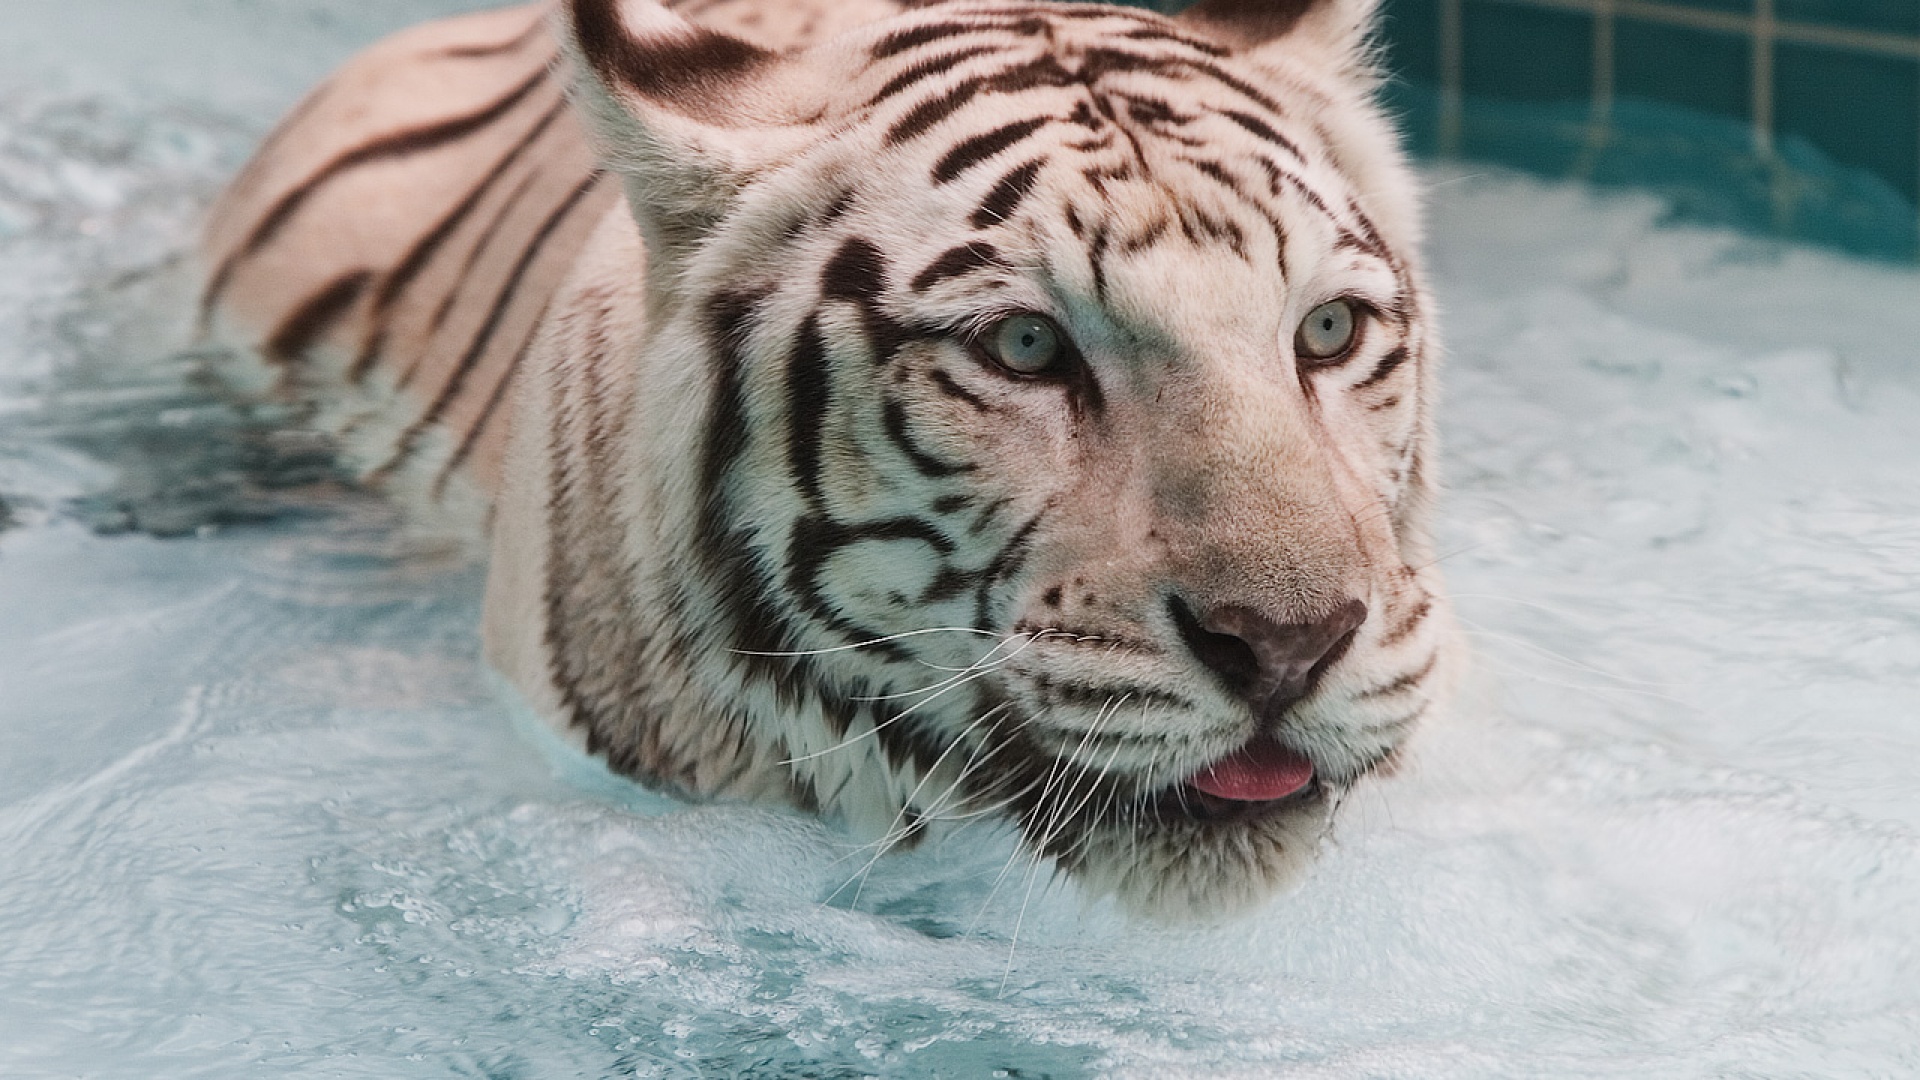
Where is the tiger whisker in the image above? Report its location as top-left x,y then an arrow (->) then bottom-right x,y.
778,635 -> 1047,766
728,626 -> 1007,657
822,704 -> 1011,907
849,630 -> 1044,702
1001,699 -> 1123,995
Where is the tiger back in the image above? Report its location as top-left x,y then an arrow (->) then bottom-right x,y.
202,0 -> 1459,917
200,0 -> 890,514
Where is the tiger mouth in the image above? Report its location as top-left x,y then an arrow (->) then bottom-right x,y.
1154,776 -> 1327,825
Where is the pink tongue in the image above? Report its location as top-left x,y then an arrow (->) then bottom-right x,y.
1191,738 -> 1315,802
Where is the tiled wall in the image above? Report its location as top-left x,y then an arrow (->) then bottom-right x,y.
1375,0 -> 1920,257
1124,0 -> 1920,259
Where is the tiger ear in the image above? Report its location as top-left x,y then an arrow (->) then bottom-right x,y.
1178,0 -> 1379,78
558,0 -> 819,276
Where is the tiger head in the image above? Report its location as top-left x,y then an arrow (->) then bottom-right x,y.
555,0 -> 1455,916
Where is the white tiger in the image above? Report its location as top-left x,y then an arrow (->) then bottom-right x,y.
201,0 -> 1457,916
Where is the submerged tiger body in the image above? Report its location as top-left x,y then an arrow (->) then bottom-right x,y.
203,0 -> 1459,915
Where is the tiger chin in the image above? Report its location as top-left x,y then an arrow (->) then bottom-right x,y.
199,0 -> 1460,918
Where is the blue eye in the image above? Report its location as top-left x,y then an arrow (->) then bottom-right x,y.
1297,299 -> 1358,361
988,314 -> 1064,375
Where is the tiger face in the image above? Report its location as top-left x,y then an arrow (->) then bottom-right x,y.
556,0 -> 1454,915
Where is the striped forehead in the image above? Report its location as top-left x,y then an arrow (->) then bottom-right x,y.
852,12 -> 1382,253
828,7 -> 1400,326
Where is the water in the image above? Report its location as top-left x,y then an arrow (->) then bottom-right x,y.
4,4 -> 1919,1076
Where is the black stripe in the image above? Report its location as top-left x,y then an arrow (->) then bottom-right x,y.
932,117 -> 1050,184
440,16 -> 547,58
971,160 -> 1042,228
350,94 -> 569,382
570,0 -> 769,104
881,395 -> 974,477
1118,214 -> 1172,255
432,331 -> 532,497
867,45 -> 996,105
203,67 -> 550,315
820,238 -> 917,363
786,514 -> 955,643
1186,157 -> 1247,202
871,19 -> 1023,59
930,368 -> 990,412
821,237 -> 888,304
972,507 -> 1047,626
1358,652 -> 1438,700
886,79 -> 981,144
1380,596 -> 1431,647
1220,108 -> 1305,162
1088,222 -> 1112,305
376,172 -> 606,475
1118,22 -> 1232,57
1354,346 -> 1408,389
909,242 -> 1001,292
694,288 -> 821,695
264,271 -> 372,363
401,164 -> 546,387
786,315 -> 832,507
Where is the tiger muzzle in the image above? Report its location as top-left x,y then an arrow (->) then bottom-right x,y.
1169,596 -> 1368,726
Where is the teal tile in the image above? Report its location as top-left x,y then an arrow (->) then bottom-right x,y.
1462,2 -> 1594,102
1777,0 -> 1920,37
1774,41 -> 1920,205
1379,0 -> 1445,86
1615,19 -> 1751,119
1668,0 -> 1755,12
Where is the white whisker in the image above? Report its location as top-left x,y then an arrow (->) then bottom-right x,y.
728,626 -> 1006,657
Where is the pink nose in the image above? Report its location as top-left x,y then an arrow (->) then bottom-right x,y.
1170,597 -> 1367,723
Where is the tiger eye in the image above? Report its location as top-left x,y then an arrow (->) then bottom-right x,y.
1296,299 -> 1358,361
989,314 -> 1063,375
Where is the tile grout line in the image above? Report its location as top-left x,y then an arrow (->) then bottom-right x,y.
1440,0 -> 1465,156
1470,0 -> 1920,60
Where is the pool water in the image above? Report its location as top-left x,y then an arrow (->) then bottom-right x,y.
3,3 -> 1918,1076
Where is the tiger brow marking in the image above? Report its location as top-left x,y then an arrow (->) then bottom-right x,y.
932,117 -> 1051,184
350,93 -> 570,382
201,66 -> 549,318
910,242 -> 1002,292
971,161 -> 1043,229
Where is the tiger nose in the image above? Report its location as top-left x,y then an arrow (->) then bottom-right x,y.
1169,597 -> 1368,719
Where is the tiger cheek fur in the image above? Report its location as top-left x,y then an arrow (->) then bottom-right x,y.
204,0 -> 1460,918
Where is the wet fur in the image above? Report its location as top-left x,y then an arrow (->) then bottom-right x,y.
202,0 -> 1459,917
